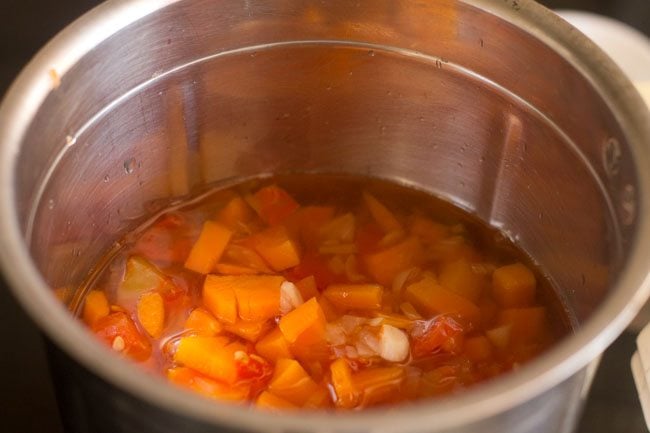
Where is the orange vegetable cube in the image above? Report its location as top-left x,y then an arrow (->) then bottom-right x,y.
256,391 -> 298,410
92,312 -> 152,362
184,221 -> 233,274
363,192 -> 403,233
497,307 -> 546,345
203,276 -> 238,324
248,226 -> 301,271
352,367 -> 406,406
316,295 -> 339,322
463,335 -> 493,362
174,336 -> 241,384
330,358 -> 357,409
203,275 -> 282,323
232,275 -> 283,321
492,263 -> 537,308
319,213 -> 356,243
363,236 -> 423,286
255,327 -> 293,363
250,184 -> 300,226
214,263 -> 258,275
217,195 -> 256,230
295,275 -> 319,301
297,206 -> 336,249
409,215 -> 449,245
221,244 -> 272,274
137,291 -> 165,338
405,275 -> 480,325
83,290 -> 110,326
439,259 -> 484,302
268,358 -> 320,406
279,297 -> 327,344
323,284 -> 383,310
184,308 -> 223,336
167,367 -> 250,401
486,325 -> 512,349
224,319 -> 272,342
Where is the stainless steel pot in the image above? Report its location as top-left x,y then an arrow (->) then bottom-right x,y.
1,1 -> 650,432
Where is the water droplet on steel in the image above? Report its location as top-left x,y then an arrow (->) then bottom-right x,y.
124,158 -> 136,174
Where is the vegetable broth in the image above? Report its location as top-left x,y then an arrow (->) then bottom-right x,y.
78,174 -> 570,410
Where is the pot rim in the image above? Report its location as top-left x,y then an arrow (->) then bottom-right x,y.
1,0 -> 650,431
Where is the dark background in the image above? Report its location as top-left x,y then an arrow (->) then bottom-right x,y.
0,1 -> 649,432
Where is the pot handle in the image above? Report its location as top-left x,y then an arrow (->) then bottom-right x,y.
632,326 -> 650,430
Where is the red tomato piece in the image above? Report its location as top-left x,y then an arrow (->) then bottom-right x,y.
411,316 -> 465,359
92,312 -> 152,362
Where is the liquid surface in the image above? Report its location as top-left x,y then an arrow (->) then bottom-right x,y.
79,175 -> 569,410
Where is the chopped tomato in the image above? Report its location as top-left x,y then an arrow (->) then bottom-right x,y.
411,316 -> 465,358
92,312 -> 152,362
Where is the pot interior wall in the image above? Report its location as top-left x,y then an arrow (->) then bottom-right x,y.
17,0 -> 637,327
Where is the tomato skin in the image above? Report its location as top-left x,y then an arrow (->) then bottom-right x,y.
285,253 -> 340,290
92,312 -> 152,362
253,185 -> 300,226
411,316 -> 465,359
132,213 -> 194,265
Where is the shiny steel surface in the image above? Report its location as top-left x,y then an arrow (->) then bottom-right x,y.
1,0 -> 650,432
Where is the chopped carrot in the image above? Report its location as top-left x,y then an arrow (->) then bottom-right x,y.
92,312 -> 152,362
167,367 -> 250,401
497,307 -> 546,345
249,184 -> 300,226
363,192 -> 403,233
405,274 -> 480,325
83,290 -> 110,326
297,206 -> 336,249
256,391 -> 298,410
120,256 -> 173,293
330,358 -> 357,409
364,236 -> 423,286
294,275 -> 319,301
248,225 -> 301,271
268,358 -> 320,406
255,327 -> 292,363
316,295 -> 339,322
405,274 -> 481,323
319,213 -> 356,243
184,221 -> 233,274
409,215 -> 449,245
137,291 -> 165,338
352,367 -> 405,406
214,263 -> 259,275
203,275 -> 282,322
323,284 -> 383,310
233,275 -> 283,321
203,276 -> 238,324
492,263 -> 536,308
439,259 -> 484,302
174,336 -> 242,384
486,325 -> 511,349
217,195 -> 256,230
221,244 -> 272,274
279,298 -> 327,343
184,308 -> 223,336
464,335 -> 493,362
224,319 -> 272,342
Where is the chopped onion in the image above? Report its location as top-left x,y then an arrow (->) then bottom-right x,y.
280,281 -> 303,314
379,324 -> 410,362
340,315 -> 367,333
325,323 -> 347,345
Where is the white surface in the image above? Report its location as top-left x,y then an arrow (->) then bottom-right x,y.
557,10 -> 650,107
